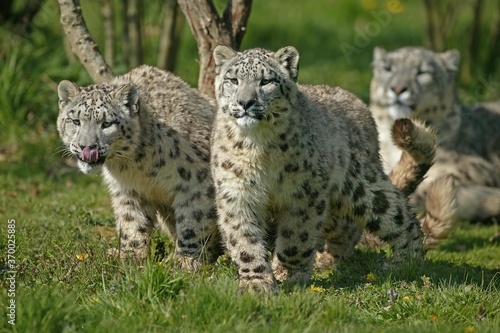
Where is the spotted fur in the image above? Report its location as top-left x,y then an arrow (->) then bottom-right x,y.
211,46 -> 424,292
371,46 -> 500,223
57,65 -> 221,270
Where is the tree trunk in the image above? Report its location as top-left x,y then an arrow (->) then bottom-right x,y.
468,0 -> 484,76
423,0 -> 444,51
57,0 -> 113,83
101,0 -> 115,67
126,0 -> 142,68
177,0 -> 252,97
486,0 -> 500,74
119,0 -> 129,66
157,0 -> 183,71
223,0 -> 252,46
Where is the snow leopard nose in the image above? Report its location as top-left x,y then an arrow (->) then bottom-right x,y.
391,86 -> 408,95
238,98 -> 256,110
80,143 -> 98,150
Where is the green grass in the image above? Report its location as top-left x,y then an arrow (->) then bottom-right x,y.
1,0 -> 500,332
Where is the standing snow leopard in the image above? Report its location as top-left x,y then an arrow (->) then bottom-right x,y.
211,45 -> 424,292
57,65 -> 221,270
370,46 -> 500,223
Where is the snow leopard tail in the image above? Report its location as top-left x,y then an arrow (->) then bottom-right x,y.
389,118 -> 457,250
420,175 -> 457,249
388,118 -> 435,196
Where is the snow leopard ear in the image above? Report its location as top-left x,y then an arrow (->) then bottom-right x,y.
372,47 -> 387,64
114,83 -> 139,114
58,80 -> 80,107
213,45 -> 238,69
440,49 -> 460,72
274,46 -> 300,81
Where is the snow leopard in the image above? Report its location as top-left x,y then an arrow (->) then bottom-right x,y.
370,46 -> 500,223
57,65 -> 221,270
211,45 -> 424,292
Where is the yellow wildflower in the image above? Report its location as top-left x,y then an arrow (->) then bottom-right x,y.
366,272 -> 377,282
430,314 -> 438,321
465,326 -> 475,333
403,295 -> 413,301
387,0 -> 404,14
76,253 -> 90,261
309,284 -> 325,293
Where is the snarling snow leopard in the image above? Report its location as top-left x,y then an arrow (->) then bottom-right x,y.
57,65 -> 221,270
370,46 -> 500,223
211,45 -> 425,292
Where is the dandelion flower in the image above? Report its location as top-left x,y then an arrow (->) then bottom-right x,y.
366,272 -> 377,282
465,326 -> 475,333
309,284 -> 325,293
431,314 -> 438,321
403,296 -> 412,301
76,253 -> 90,261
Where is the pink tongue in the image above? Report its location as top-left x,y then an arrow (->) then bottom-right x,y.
82,146 -> 99,162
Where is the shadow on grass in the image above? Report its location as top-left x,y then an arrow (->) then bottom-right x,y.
439,234 -> 498,253
312,249 -> 499,292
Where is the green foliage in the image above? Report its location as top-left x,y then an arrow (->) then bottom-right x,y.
0,1 -> 499,332
0,45 -> 37,130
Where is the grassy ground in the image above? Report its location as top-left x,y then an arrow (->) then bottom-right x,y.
1,0 -> 499,332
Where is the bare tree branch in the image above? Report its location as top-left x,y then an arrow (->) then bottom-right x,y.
222,0 -> 252,49
177,0 -> 252,97
178,0 -> 229,96
58,0 -> 113,83
226,0 -> 252,47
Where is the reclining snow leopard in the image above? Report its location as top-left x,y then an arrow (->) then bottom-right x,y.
370,46 -> 500,223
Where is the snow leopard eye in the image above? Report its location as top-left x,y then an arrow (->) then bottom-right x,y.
101,121 -> 113,129
72,119 -> 81,126
225,77 -> 238,85
417,68 -> 433,76
260,79 -> 273,86
383,63 -> 392,72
